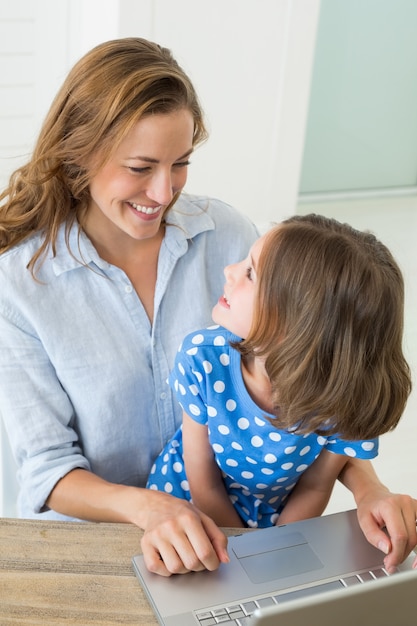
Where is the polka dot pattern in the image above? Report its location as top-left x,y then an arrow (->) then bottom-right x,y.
146,327 -> 378,528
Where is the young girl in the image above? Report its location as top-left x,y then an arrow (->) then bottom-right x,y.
147,214 -> 412,530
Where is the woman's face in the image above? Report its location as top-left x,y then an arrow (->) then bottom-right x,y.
212,234 -> 266,339
85,108 -> 194,244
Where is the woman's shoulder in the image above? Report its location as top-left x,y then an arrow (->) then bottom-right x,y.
0,232 -> 43,274
174,193 -> 259,233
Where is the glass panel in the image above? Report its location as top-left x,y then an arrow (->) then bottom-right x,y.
299,0 -> 417,194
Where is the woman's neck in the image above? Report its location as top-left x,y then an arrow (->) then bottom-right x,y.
83,217 -> 165,323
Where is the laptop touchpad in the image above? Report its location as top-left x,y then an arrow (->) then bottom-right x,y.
233,531 -> 323,584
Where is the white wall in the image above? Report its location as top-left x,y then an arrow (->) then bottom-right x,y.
0,1 -> 69,188
0,0 -> 320,224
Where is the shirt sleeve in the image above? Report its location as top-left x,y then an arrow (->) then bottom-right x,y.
0,308 -> 90,515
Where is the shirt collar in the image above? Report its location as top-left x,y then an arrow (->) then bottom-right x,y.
50,194 -> 216,276
163,194 -> 215,255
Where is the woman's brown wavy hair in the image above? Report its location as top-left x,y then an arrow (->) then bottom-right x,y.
235,214 -> 412,440
0,37 -> 207,273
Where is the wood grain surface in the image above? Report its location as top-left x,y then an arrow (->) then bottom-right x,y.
0,518 -> 159,625
0,518 -> 240,625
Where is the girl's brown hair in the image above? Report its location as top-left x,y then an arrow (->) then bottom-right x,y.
235,214 -> 411,440
0,37 -> 207,272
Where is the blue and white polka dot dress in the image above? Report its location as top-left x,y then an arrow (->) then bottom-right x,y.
147,326 -> 378,528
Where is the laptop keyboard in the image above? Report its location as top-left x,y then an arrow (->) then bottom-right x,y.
194,567 -> 391,625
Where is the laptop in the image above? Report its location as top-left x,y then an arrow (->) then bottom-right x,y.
132,508 -> 416,626
250,567 -> 417,626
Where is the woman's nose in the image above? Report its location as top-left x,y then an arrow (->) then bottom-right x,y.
147,172 -> 175,206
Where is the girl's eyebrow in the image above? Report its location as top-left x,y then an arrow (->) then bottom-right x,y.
127,148 -> 194,163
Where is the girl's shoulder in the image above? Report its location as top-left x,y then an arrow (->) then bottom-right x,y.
180,325 -> 239,350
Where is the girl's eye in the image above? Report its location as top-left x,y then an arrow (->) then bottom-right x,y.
246,267 -> 253,280
173,160 -> 191,169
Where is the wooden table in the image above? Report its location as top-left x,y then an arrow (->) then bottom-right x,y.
1,517 -> 225,625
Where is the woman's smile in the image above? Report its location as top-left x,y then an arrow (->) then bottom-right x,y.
127,201 -> 164,221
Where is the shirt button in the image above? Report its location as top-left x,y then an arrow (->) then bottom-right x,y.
125,285 -> 133,293
160,392 -> 167,400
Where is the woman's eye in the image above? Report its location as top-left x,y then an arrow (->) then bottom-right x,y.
128,161 -> 190,174
129,167 -> 149,174
246,267 -> 253,280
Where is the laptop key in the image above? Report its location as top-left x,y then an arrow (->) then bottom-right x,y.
227,610 -> 246,620
341,575 -> 361,586
274,579 -> 343,603
196,617 -> 216,626
256,596 -> 276,608
241,601 -> 257,614
196,612 -> 213,620
236,618 -> 255,626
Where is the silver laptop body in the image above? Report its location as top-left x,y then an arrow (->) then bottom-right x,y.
132,509 -> 416,626
251,567 -> 417,626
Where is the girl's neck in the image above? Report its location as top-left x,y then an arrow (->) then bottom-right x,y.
241,355 -> 274,414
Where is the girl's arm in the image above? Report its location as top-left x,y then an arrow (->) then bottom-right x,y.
338,458 -> 417,572
277,449 -> 348,525
182,411 -> 244,528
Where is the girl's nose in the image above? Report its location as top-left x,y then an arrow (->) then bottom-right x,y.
224,263 -> 235,281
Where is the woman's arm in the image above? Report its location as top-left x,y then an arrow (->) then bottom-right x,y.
47,467 -> 229,576
338,458 -> 417,572
278,450 -> 347,525
182,411 -> 244,528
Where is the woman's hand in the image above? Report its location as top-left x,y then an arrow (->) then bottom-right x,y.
46,468 -> 229,576
140,491 -> 230,577
338,459 -> 417,572
355,488 -> 417,573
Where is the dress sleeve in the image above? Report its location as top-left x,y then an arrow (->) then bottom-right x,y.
168,333 -> 210,426
323,435 -> 379,459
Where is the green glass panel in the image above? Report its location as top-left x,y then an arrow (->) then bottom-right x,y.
299,0 -> 417,194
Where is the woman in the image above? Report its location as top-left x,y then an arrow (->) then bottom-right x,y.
0,38 -> 415,577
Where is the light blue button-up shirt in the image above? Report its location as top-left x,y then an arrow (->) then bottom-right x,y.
0,193 -> 258,520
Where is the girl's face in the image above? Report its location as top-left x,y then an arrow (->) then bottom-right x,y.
212,234 -> 266,338
85,109 -> 194,244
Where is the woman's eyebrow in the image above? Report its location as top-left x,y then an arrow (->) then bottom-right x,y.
127,149 -> 194,163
